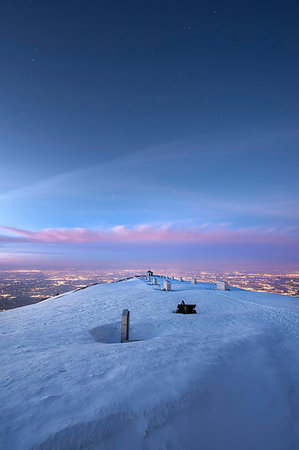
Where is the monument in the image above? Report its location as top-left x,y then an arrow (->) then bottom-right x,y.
162,280 -> 171,291
217,281 -> 229,291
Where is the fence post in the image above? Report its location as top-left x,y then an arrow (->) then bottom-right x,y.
121,309 -> 130,342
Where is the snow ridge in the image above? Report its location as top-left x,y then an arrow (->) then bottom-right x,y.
1,277 -> 299,449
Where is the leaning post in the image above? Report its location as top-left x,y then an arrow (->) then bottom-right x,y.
121,309 -> 130,343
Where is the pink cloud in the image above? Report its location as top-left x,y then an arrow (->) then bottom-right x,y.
0,224 -> 298,247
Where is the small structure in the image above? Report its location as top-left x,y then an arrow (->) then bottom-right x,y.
217,281 -> 229,291
162,280 -> 171,291
176,301 -> 197,314
152,278 -> 157,285
121,309 -> 130,343
191,278 -> 197,284
179,277 -> 183,282
147,269 -> 153,277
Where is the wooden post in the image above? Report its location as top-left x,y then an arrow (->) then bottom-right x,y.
152,278 -> 157,285
179,277 -> 183,282
192,278 -> 197,284
121,309 -> 130,342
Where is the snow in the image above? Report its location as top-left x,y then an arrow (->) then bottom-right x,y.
1,277 -> 299,449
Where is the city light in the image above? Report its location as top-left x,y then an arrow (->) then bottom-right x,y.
0,269 -> 298,311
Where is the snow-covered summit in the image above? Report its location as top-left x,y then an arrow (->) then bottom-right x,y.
1,277 -> 299,449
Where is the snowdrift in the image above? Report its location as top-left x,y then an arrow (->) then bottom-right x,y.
1,277 -> 299,449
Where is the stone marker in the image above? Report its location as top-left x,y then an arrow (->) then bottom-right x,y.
121,309 -> 130,342
217,281 -> 229,291
152,278 -> 157,285
191,278 -> 197,284
179,277 -> 183,282
162,280 -> 171,291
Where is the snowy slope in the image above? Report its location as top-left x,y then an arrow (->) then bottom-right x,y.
1,277 -> 299,450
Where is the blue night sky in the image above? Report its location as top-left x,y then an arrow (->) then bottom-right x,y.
0,0 -> 299,270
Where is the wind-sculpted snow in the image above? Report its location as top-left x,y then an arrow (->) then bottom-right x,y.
1,278 -> 299,449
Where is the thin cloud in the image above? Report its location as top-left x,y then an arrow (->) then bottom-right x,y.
2,129 -> 298,202
0,224 -> 298,246
0,140 -> 183,201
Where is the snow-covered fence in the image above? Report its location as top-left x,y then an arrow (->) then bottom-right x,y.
162,280 -> 171,291
121,309 -> 130,342
216,281 -> 229,291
